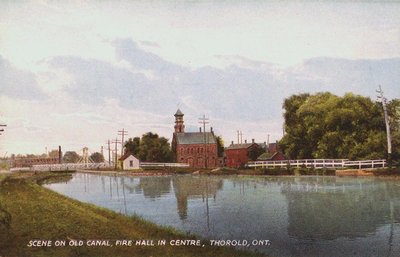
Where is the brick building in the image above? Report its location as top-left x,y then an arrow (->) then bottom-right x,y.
224,140 -> 261,168
172,109 -> 219,168
12,156 -> 59,168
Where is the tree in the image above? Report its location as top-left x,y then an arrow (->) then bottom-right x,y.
126,132 -> 174,162
280,92 -> 399,160
215,136 -> 224,157
63,151 -> 80,163
124,137 -> 140,156
247,145 -> 265,161
90,152 -> 105,163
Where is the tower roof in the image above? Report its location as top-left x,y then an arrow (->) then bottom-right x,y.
174,109 -> 184,116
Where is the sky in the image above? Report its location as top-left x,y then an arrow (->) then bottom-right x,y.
0,0 -> 399,156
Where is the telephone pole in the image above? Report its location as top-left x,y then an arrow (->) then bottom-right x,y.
112,138 -> 121,169
199,115 -> 209,168
376,85 -> 392,163
105,140 -> 111,166
0,124 -> 6,136
118,128 -> 128,157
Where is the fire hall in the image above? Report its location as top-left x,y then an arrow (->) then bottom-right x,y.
172,109 -> 219,168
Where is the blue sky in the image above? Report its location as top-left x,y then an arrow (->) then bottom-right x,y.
0,1 -> 399,155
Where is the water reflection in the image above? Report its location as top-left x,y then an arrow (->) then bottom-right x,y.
45,174 -> 400,257
172,176 -> 223,220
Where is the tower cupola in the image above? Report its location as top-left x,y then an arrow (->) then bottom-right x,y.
174,109 -> 185,133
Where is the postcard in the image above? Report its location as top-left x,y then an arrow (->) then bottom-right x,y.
0,1 -> 399,257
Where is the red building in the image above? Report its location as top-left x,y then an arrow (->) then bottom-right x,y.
225,141 -> 260,168
257,151 -> 286,161
12,156 -> 59,168
257,141 -> 286,161
172,109 -> 219,168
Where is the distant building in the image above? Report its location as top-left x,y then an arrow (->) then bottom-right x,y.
119,152 -> 140,170
12,156 -> 59,168
257,151 -> 286,161
172,109 -> 220,168
257,141 -> 286,161
224,140 -> 261,168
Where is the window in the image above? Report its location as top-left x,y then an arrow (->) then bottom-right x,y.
129,160 -> 133,167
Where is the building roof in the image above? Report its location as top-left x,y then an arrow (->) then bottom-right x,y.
175,132 -> 216,145
257,151 -> 285,161
174,109 -> 184,116
119,152 -> 138,161
225,143 -> 258,150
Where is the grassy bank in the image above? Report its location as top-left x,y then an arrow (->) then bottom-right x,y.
0,173 -> 264,257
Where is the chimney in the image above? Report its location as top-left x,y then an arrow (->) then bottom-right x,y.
58,145 -> 62,164
211,127 -> 214,134
199,127 -> 202,132
231,141 -> 234,145
245,139 -> 247,143
252,138 -> 255,143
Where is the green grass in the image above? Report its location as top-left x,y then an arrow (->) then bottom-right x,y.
0,174 -> 265,257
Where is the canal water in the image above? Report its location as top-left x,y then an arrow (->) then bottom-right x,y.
44,174 -> 400,257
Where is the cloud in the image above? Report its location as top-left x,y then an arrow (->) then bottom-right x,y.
0,55 -> 46,100
46,38 -> 400,132
285,57 -> 400,98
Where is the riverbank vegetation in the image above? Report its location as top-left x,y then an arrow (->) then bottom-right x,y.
279,93 -> 400,163
0,172 -> 263,257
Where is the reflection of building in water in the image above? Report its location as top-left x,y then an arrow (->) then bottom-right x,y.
172,176 -> 223,220
129,177 -> 173,199
282,178 -> 400,240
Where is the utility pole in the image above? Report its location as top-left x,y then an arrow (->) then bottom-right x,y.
118,128 -> 128,157
199,115 -> 209,168
239,131 -> 244,144
237,130 -> 240,144
0,124 -> 6,136
376,85 -> 392,164
112,138 -> 121,170
105,140 -> 111,166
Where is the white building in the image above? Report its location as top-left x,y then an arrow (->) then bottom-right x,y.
119,152 -> 140,170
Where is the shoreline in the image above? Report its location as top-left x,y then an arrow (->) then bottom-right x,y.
0,172 -> 263,257
76,167 -> 400,178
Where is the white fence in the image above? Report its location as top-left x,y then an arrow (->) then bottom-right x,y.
247,159 -> 387,169
140,162 -> 189,168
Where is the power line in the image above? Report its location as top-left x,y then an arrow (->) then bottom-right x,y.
105,140 -> 111,166
198,115 -> 209,168
376,85 -> 392,162
111,138 -> 121,170
118,128 -> 128,157
0,124 -> 6,136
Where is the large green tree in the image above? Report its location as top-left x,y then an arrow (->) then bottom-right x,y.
280,92 -> 399,161
124,137 -> 141,156
124,133 -> 173,162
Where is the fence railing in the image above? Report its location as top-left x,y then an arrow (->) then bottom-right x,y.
140,162 -> 189,168
247,159 -> 386,169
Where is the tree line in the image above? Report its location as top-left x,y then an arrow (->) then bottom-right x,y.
279,92 -> 400,162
